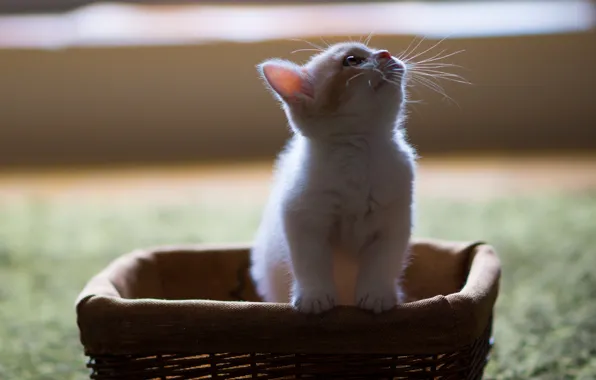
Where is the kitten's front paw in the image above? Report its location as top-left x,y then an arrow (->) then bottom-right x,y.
292,290 -> 336,314
355,285 -> 399,314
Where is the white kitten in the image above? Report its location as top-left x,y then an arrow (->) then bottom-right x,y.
251,42 -> 416,314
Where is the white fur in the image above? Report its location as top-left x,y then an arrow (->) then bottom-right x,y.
251,42 -> 416,314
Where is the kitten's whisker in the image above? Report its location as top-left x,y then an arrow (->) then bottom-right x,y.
411,61 -> 462,67
372,67 -> 400,87
412,77 -> 441,93
291,48 -> 324,55
399,36 -> 426,62
410,72 -> 471,85
289,38 -> 324,52
409,69 -> 470,83
372,67 -> 385,76
418,77 -> 447,96
410,74 -> 445,94
401,41 -> 469,94
364,31 -> 375,47
405,35 -> 451,63
411,74 -> 459,106
397,37 -> 417,61
414,49 -> 465,64
407,49 -> 447,65
413,74 -> 470,85
410,62 -> 466,70
381,74 -> 402,87
383,62 -> 405,72
346,72 -> 366,86
319,37 -> 331,48
413,74 -> 471,85
382,60 -> 401,69
399,36 -> 426,61
439,78 -> 471,85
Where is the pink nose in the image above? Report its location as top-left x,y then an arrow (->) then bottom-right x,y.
375,50 -> 392,60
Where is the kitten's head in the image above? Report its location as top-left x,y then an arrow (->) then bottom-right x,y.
258,41 -> 407,137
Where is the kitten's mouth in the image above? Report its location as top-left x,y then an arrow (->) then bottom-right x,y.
372,70 -> 403,91
373,76 -> 395,91
373,81 -> 386,91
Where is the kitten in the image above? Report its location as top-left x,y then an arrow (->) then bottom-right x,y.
250,41 -> 416,314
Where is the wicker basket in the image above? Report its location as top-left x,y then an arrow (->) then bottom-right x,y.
76,239 -> 500,379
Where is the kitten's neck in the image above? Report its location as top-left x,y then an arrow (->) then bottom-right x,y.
301,129 -> 398,157
298,118 -> 399,145
289,106 -> 405,142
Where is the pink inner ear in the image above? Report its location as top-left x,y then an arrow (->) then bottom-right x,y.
261,62 -> 314,101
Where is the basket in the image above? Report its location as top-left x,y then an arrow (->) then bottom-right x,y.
76,239 -> 500,379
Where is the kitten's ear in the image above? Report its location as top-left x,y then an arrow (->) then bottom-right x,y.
258,60 -> 314,103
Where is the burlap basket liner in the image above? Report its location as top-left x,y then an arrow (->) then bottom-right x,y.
76,239 -> 500,357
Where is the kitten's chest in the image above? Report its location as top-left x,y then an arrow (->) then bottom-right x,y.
336,158 -> 373,214
315,143 -> 410,215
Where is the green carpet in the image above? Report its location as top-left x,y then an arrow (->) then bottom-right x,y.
1,192 -> 595,379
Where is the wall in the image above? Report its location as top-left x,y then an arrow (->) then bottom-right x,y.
1,31 -> 595,167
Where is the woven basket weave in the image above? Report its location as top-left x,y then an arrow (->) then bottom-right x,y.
76,239 -> 500,379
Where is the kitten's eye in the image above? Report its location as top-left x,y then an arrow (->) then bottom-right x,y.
343,55 -> 366,67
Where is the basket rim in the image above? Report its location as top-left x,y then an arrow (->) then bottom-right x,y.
76,239 -> 500,356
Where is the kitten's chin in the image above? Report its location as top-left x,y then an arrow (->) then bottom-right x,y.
373,79 -> 402,94
374,83 -> 403,105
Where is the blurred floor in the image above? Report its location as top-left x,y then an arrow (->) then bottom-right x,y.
0,154 -> 595,204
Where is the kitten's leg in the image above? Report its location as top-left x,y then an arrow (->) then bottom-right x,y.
250,244 -> 292,303
284,208 -> 337,314
355,210 -> 411,313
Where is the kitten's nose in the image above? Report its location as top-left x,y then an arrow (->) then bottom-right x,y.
375,50 -> 392,60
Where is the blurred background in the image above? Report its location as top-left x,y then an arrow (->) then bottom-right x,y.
0,1 -> 595,379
